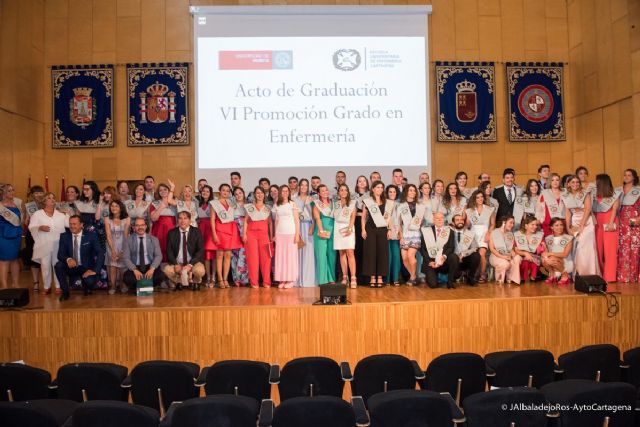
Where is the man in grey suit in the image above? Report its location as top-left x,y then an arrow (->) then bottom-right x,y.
123,217 -> 165,291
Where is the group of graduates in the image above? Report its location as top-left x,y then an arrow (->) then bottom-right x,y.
0,163 -> 638,300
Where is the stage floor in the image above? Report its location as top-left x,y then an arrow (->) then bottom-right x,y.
15,280 -> 640,312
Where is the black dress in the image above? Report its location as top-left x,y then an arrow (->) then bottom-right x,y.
362,201 -> 389,277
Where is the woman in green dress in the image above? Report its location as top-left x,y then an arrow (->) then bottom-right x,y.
312,184 -> 336,285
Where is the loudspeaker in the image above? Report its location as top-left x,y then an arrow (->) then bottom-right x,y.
319,284 -> 347,305
574,275 -> 607,294
0,288 -> 29,307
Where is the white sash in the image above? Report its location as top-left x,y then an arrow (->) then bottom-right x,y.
544,234 -> 573,253
56,201 -> 78,215
421,226 -> 450,259
333,200 -> 355,224
399,202 -> 426,231
513,196 -> 535,224
314,199 -> 333,217
489,197 -> 499,210
0,204 -> 21,227
176,200 -> 198,224
245,203 -> 271,221
467,206 -> 493,226
447,201 -> 467,219
456,229 -> 477,256
25,201 -> 39,218
383,200 -> 396,221
75,200 -> 97,214
210,199 -> 235,223
354,193 -> 369,211
461,187 -> 475,199
593,189 -> 621,213
296,197 -> 312,222
562,191 -> 587,210
491,229 -> 514,255
196,202 -> 211,219
420,199 -> 434,225
363,197 -> 388,228
621,187 -> 640,206
541,189 -> 564,218
514,231 -> 543,253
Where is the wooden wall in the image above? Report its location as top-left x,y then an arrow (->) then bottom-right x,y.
0,0 -> 637,197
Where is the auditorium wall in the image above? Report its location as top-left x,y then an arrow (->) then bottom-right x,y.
0,0 -> 637,197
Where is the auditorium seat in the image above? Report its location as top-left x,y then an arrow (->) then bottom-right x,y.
258,395 -> 369,427
556,344 -> 622,382
274,356 -> 351,401
0,362 -> 52,401
419,352 -> 486,407
125,361 -> 200,415
621,346 -> 640,389
367,389 -> 465,427
351,354 -> 424,405
159,395 -> 260,427
463,387 -> 553,427
53,362 -> 128,402
196,359 -> 272,401
541,379 -> 636,427
69,400 -> 159,427
484,349 -> 555,388
0,399 -> 79,427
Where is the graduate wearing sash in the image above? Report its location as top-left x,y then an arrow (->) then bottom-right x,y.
451,213 -> 481,286
537,174 -> 565,236
353,176 -> 370,286
563,176 -> 599,276
513,179 -> 542,228
465,190 -> 496,283
455,171 -> 475,200
417,181 -> 433,285
243,187 -> 273,288
592,174 -> 620,282
312,184 -> 336,285
273,185 -> 300,289
617,169 -> 640,282
489,215 -> 522,285
385,185 -> 401,286
362,181 -> 391,287
513,217 -> 545,282
0,184 -> 22,289
210,184 -> 242,289
443,183 -> 467,225
398,184 -> 423,285
197,185 -> 215,286
149,183 -> 177,263
333,184 -> 357,288
57,185 -> 80,217
419,212 -> 457,289
542,218 -> 574,285
430,180 -> 446,218
294,179 -> 316,287
125,184 -> 150,225
176,185 -> 199,228
231,188 -> 249,286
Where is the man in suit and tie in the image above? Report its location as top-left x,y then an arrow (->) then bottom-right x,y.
122,217 -> 165,292
420,212 -> 458,289
55,215 -> 105,301
451,214 -> 481,286
163,211 -> 206,291
492,168 -> 522,223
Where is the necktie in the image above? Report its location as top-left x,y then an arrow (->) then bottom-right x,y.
507,187 -> 513,204
138,236 -> 145,266
73,235 -> 79,263
181,231 -> 188,265
436,228 -> 441,238
457,231 -> 461,243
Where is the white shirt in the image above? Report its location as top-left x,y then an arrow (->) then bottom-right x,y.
71,231 -> 83,265
176,227 -> 191,265
504,186 -> 515,202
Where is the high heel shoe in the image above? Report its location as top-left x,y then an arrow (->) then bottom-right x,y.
341,275 -> 348,286
350,276 -> 357,289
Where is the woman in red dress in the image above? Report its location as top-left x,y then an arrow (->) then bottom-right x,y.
537,173 -> 565,236
197,185 -> 215,287
210,183 -> 242,288
617,169 -> 640,283
148,181 -> 177,262
593,174 -> 620,282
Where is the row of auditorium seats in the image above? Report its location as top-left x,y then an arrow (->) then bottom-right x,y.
1,343 -> 639,426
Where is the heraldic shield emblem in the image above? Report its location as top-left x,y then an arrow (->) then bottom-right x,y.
436,62 -> 496,142
52,64 -> 114,148
127,63 -> 189,146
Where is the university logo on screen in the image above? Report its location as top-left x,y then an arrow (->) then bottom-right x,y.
332,49 -> 361,71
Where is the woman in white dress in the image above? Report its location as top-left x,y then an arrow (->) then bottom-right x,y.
29,193 -> 69,295
105,200 -> 130,294
563,175 -> 599,275
542,218 -> 574,285
294,179 -> 315,287
514,179 -> 542,229
465,190 -> 495,283
333,184 -> 357,288
273,185 -> 300,288
489,215 -> 522,285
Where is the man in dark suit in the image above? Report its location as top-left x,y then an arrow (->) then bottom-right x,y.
55,215 -> 105,301
122,217 -> 165,292
492,168 -> 522,223
451,214 -> 481,286
420,212 -> 458,289
163,211 -> 205,291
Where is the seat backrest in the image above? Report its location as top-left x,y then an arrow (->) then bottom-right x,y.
368,389 -> 453,427
130,361 -> 200,411
422,353 -> 486,404
352,354 -> 416,404
71,400 -> 159,427
0,401 -> 60,427
272,396 -> 355,427
541,379 -> 636,427
558,344 -> 621,382
57,363 -> 128,402
486,350 -> 555,387
278,357 -> 343,401
0,363 -> 51,401
204,360 -> 270,401
169,395 -> 259,427
463,387 -> 550,427
623,346 -> 640,388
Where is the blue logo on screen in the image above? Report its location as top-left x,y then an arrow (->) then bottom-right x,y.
272,51 -> 293,69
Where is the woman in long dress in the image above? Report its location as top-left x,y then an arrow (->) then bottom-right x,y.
617,169 -> 640,283
465,190 -> 495,283
197,185 -> 215,286
592,174 -> 620,282
231,187 -> 249,286
563,175 -> 599,276
105,200 -> 130,294
273,185 -> 300,289
294,179 -> 315,287
333,184 -> 357,288
537,173 -> 565,236
312,184 -> 336,285
353,176 -> 369,286
149,181 -> 177,263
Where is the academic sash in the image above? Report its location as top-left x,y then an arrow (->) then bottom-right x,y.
210,199 -> 235,223
421,226 -> 451,261
244,203 -> 271,221
491,229 -> 514,255
363,197 -> 388,228
399,202 -> 426,231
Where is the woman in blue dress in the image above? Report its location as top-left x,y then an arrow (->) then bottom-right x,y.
0,184 -> 23,289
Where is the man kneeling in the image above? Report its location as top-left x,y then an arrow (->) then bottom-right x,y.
420,212 -> 458,289
163,211 -> 205,291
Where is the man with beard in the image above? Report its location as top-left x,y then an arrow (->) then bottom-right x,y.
450,213 -> 481,286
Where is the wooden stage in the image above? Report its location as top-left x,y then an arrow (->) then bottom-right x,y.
1,282 -> 639,377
